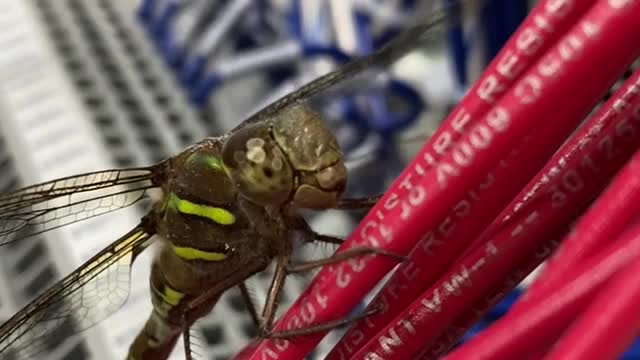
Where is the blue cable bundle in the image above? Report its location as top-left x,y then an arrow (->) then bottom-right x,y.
136,1 -> 426,136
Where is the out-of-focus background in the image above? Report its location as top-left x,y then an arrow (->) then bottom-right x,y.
0,1 -> 545,359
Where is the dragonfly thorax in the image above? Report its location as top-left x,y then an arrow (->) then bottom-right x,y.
222,104 -> 347,209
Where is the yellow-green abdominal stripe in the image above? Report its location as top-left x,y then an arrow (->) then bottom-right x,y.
160,285 -> 185,306
166,192 -> 236,225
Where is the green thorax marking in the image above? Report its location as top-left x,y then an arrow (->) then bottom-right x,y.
186,153 -> 227,174
165,192 -> 236,225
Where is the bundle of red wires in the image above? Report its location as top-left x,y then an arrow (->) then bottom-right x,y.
233,0 -> 640,359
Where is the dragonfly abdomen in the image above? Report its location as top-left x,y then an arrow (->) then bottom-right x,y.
127,310 -> 183,360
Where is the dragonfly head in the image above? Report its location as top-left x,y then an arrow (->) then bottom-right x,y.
222,105 -> 346,209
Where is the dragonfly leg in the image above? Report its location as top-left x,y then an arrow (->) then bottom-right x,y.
257,255 -> 289,337
289,214 -> 345,245
311,233 -> 345,245
261,303 -> 385,339
303,227 -> 345,245
238,282 -> 261,329
288,194 -> 383,245
183,329 -> 194,360
183,326 -> 207,360
334,194 -> 382,209
256,249 -> 404,339
286,246 -> 406,273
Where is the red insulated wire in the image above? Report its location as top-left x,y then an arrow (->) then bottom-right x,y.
325,0 -> 598,357
543,229 -> 640,360
351,83 -> 640,360
419,87 -> 640,358
420,66 -> 640,360
518,127 -> 640,306
234,1 -> 640,359
326,103 -> 578,360
347,2 -> 640,355
414,234 -> 564,360
443,221 -> 640,360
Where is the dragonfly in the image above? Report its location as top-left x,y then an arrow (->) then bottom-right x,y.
0,4 -> 462,360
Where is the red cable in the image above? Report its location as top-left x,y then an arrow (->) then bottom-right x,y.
443,221 -> 640,360
347,1 -> 640,356
552,272 -> 640,360
543,223 -> 640,360
325,1 -> 597,357
419,83 -> 640,357
234,1 -> 640,359
327,105 -> 577,360
519,112 -> 640,305
423,65 -> 640,360
415,234 -> 564,359
352,86 -> 640,359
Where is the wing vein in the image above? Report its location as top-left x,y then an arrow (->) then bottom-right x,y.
0,225 -> 153,358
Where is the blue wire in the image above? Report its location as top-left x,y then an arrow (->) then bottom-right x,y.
443,0 -> 468,87
482,0 -> 528,62
151,2 -> 180,40
137,0 -> 156,23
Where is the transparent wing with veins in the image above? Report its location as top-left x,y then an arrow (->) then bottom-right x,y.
234,6 -> 453,131
0,226 -> 154,359
0,165 -> 163,246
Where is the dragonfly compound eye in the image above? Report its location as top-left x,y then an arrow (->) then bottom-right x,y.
222,123 -> 294,206
271,105 -> 347,209
271,105 -> 343,172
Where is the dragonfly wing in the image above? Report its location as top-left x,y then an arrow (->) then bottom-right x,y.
0,226 -> 154,359
0,166 -> 162,246
0,166 -> 161,211
234,5 -> 455,131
